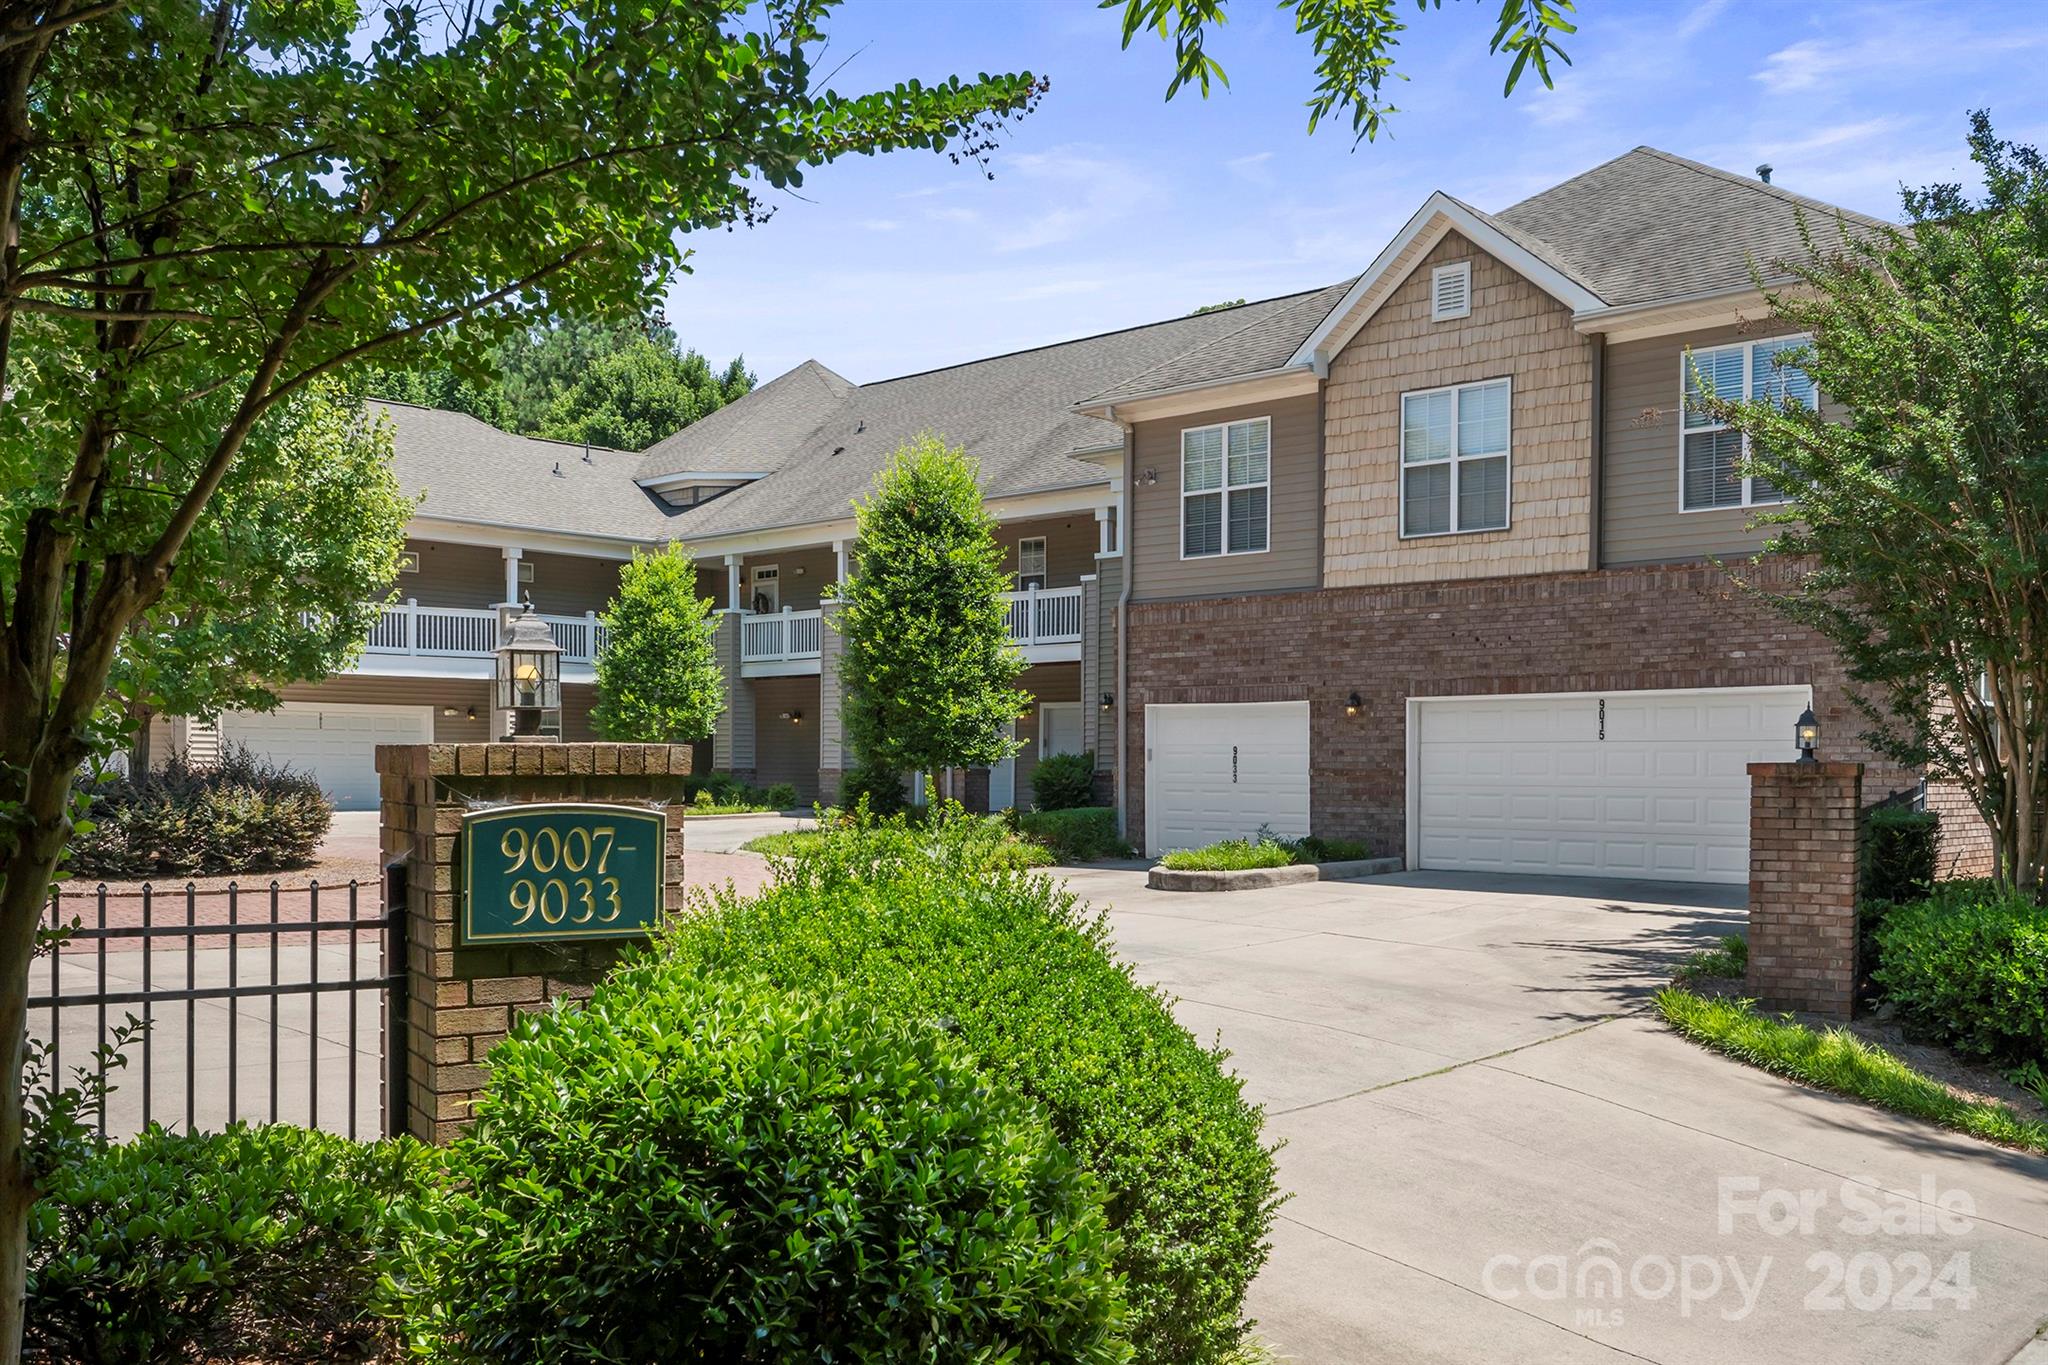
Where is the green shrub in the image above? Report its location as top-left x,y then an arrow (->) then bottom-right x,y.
1159,838 -> 1296,872
1031,750 -> 1098,811
1675,934 -> 1748,982
666,813 -> 1277,1364
761,780 -> 800,809
690,787 -> 716,809
1018,806 -> 1132,862
1864,806 -> 1940,904
393,970 -> 1128,1364
27,1124 -> 424,1365
1873,882 -> 2048,1066
68,745 -> 332,879
840,760 -> 911,817
1289,834 -> 1371,863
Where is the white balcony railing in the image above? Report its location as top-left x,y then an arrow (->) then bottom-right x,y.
1004,585 -> 1084,647
740,607 -> 823,664
362,600 -> 609,664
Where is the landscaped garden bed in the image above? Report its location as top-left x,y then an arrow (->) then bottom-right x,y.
1148,834 -> 1400,891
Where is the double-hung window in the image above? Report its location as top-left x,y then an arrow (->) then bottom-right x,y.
1181,417 -> 1269,557
1680,336 -> 1815,511
1400,378 -> 1510,537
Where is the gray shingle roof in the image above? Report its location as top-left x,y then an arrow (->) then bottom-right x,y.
1496,147 -> 1892,309
1081,278 -> 1355,406
633,359 -> 854,479
642,290 -> 1343,540
375,401 -> 687,541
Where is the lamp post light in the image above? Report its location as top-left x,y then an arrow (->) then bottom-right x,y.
1794,706 -> 1820,763
495,603 -> 563,741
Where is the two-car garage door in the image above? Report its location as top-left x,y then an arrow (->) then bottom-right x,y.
219,702 -> 432,811
1145,688 -> 1809,883
1410,687 -> 1811,884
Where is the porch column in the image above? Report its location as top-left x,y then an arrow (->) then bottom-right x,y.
499,547 -> 523,607
817,602 -> 846,805
724,553 -> 743,613
832,538 -> 848,587
711,613 -> 756,781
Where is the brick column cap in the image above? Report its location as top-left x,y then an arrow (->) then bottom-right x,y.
1748,760 -> 1864,778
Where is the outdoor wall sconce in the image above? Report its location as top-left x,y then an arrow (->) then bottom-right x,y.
781,709 -> 804,725
1794,707 -> 1820,763
465,706 -> 477,721
1100,692 -> 1115,713
442,705 -> 458,717
1345,692 -> 1363,718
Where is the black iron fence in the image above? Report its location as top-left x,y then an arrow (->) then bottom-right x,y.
30,880 -> 408,1140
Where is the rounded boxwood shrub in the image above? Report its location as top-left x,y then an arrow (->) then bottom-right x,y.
1029,751 -> 1097,811
1873,880 -> 2048,1066
69,745 -> 332,880
839,759 -> 911,817
27,1123 -> 424,1365
392,968 -> 1128,1364
667,813 -> 1277,1365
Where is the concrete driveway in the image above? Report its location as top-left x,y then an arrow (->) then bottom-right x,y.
1056,866 -> 2048,1365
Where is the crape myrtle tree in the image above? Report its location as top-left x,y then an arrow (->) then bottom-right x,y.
0,0 -> 1043,1349
116,387 -> 413,772
834,435 -> 1025,805
591,543 -> 723,743
1709,114 -> 2048,893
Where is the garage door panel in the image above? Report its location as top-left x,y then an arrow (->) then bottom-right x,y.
221,703 -> 430,811
1146,702 -> 1310,854
1414,688 -> 1809,885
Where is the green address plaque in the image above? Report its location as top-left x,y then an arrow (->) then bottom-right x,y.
461,803 -> 666,946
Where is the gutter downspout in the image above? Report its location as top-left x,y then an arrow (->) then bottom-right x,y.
1112,409 -> 1135,843
1588,334 -> 1605,571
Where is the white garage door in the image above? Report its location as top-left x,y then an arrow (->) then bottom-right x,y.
1145,701 -> 1310,856
1411,687 -> 1810,884
219,703 -> 432,810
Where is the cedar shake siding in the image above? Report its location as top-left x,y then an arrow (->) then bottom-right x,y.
1601,320 -> 1814,566
1120,559 -> 1916,854
1127,393 -> 1320,603
1323,231 -> 1595,584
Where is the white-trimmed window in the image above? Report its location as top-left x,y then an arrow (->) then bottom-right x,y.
1017,536 -> 1047,588
1181,417 -> 1269,558
1400,378 -> 1510,537
1430,261 -> 1472,321
396,551 -> 419,574
1680,335 -> 1815,511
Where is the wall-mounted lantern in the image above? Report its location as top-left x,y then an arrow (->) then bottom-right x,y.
1345,691 -> 1363,718
495,604 -> 562,741
1100,692 -> 1115,713
1794,707 -> 1819,763
780,709 -> 804,725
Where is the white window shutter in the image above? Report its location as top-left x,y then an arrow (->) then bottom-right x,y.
1431,262 -> 1472,321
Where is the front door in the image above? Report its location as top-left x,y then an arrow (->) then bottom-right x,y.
750,564 -> 779,615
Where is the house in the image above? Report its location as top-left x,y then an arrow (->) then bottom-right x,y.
202,146 -> 1988,883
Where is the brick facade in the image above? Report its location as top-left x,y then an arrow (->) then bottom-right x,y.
375,742 -> 691,1143
1121,558 -> 1918,853
1746,762 -> 1863,1018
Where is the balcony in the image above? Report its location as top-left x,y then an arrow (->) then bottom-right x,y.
1004,585 -> 1083,661
740,607 -> 824,677
347,600 -> 608,680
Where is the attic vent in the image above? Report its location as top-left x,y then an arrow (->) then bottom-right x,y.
1430,262 -> 1472,322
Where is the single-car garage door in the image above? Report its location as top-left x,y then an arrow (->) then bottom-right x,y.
1145,701 -> 1310,856
219,702 -> 432,811
1410,686 -> 1810,884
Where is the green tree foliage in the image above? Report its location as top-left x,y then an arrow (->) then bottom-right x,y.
834,436 -> 1025,794
1106,0 -> 1577,141
0,0 -> 1042,1351
368,317 -> 753,449
591,543 -> 723,742
1711,114 -> 2048,893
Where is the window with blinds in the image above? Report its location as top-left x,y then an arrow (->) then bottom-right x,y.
1181,417 -> 1270,558
1430,261 -> 1472,321
1681,336 -> 1815,511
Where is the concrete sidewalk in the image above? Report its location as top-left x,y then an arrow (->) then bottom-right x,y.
1059,866 -> 2048,1365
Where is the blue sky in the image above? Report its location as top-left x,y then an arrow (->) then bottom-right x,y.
669,0 -> 2047,385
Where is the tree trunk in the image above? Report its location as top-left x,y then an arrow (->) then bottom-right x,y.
128,703 -> 155,776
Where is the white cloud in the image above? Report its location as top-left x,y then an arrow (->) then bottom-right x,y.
1226,150 -> 1275,183
989,146 -> 1157,252
1754,38 -> 1852,94
856,218 -> 901,232
1674,0 -> 1734,42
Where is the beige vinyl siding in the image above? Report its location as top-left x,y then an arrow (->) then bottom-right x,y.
1324,231 -> 1595,584
1079,558 -> 1120,774
999,514 -> 1098,589
393,539 -> 621,617
1601,321 -> 1817,566
521,550 -> 623,618
1013,662 -> 1081,808
275,676 -> 601,742
750,676 -> 822,798
1128,394 -> 1320,603
733,545 -> 838,612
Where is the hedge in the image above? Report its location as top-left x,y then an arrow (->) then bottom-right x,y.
1030,751 -> 1098,811
69,746 -> 331,880
665,811 -> 1278,1364
392,969 -> 1127,1363
1018,806 -> 1130,862
1872,880 -> 2048,1067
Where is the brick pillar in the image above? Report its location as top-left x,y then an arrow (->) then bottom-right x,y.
711,614 -> 755,779
817,603 -> 845,806
374,742 -> 691,1142
1746,761 -> 1864,1019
